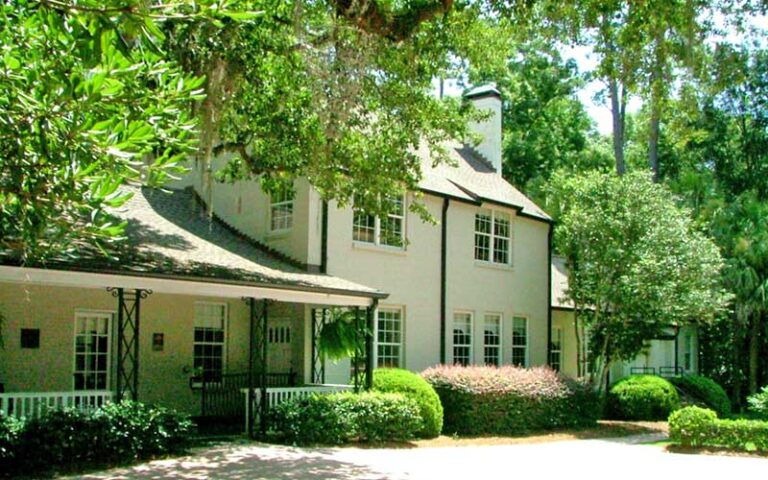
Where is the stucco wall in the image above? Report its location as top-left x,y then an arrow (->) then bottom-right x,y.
0,283 -> 305,415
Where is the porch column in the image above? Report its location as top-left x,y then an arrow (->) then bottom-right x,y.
259,299 -> 269,437
365,300 -> 377,390
107,287 -> 152,402
311,308 -> 327,384
246,297 -> 257,439
353,307 -> 362,393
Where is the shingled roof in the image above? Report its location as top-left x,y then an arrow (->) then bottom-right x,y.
2,187 -> 385,300
418,143 -> 551,221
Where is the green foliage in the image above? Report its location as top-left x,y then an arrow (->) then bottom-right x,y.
6,401 -> 192,475
550,171 -> 727,381
607,375 -> 680,421
670,375 -> 731,417
0,1 -> 205,262
373,368 -> 443,438
748,386 -> 768,419
318,309 -> 365,361
421,365 -> 600,436
0,413 -> 22,471
669,406 -> 768,452
270,392 -> 422,445
669,406 -> 719,448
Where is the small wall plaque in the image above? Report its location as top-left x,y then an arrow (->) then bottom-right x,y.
152,333 -> 164,351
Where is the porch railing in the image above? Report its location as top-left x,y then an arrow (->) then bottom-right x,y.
0,390 -> 113,419
200,371 -> 298,419
241,384 -> 353,434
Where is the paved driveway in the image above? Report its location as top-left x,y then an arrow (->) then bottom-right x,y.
74,435 -> 767,480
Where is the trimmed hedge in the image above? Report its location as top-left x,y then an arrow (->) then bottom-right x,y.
373,368 -> 443,438
607,375 -> 680,420
3,401 -> 193,475
271,391 -> 422,445
748,386 -> 768,420
670,406 -> 768,452
670,375 -> 731,417
421,365 -> 600,436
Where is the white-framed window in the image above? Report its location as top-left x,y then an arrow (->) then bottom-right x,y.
270,186 -> 295,231
453,312 -> 473,366
376,307 -> 403,368
483,313 -> 502,366
511,316 -> 528,367
193,302 -> 227,383
550,327 -> 562,372
74,311 -> 112,391
683,333 -> 693,371
474,209 -> 511,265
353,195 -> 405,248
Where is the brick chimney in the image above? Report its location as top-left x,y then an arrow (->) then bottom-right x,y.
464,84 -> 502,175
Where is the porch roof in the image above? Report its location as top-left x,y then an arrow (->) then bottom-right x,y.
0,187 -> 386,306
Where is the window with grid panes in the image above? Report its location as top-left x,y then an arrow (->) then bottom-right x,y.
74,312 -> 111,390
550,327 -> 562,372
512,316 -> 528,367
193,303 -> 226,382
483,314 -> 501,366
352,195 -> 405,247
376,308 -> 402,368
270,186 -> 295,231
474,209 -> 511,265
453,312 -> 472,366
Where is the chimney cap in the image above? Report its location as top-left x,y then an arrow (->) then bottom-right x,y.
464,83 -> 501,100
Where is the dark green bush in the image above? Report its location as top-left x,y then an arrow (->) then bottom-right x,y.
0,414 -> 23,472
373,368 -> 443,438
669,406 -> 768,452
669,406 -> 718,447
607,375 -> 680,420
670,375 -> 731,417
10,401 -> 193,474
271,391 -> 422,445
421,365 -> 600,436
748,385 -> 768,419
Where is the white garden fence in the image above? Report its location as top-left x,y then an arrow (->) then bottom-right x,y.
0,390 -> 113,419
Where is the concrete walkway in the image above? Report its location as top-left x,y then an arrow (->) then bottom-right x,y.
73,435 -> 767,480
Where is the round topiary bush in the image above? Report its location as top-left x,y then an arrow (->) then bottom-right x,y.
668,406 -> 717,447
607,375 -> 680,420
373,368 -> 443,438
670,375 -> 731,417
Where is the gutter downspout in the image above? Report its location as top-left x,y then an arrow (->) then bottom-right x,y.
320,200 -> 329,274
547,225 -> 553,367
440,198 -> 449,364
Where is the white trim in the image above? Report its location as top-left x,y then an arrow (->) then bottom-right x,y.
352,194 -> 407,250
0,266 -> 376,307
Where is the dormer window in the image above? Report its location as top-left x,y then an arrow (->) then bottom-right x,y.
474,209 -> 511,265
270,186 -> 294,232
353,195 -> 405,248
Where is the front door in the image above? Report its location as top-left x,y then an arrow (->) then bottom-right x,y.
267,318 -> 294,374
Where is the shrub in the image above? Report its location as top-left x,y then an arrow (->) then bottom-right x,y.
373,368 -> 443,438
669,406 -> 768,452
421,365 -> 600,436
11,401 -> 193,474
0,414 -> 23,472
606,375 -> 680,420
748,385 -> 768,420
271,391 -> 422,445
670,375 -> 731,417
669,406 -> 718,447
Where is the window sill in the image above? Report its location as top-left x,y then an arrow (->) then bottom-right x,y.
352,241 -> 407,256
474,260 -> 514,271
266,229 -> 292,240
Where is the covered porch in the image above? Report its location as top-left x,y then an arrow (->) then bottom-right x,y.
0,187 -> 386,437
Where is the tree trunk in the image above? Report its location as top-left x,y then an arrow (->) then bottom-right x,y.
749,312 -> 761,395
574,311 -> 583,378
648,105 -> 660,182
609,77 -> 626,175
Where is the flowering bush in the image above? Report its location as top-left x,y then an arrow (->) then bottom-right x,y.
421,365 -> 599,435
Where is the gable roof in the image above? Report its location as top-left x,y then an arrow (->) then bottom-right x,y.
418,143 -> 551,222
1,187 -> 386,301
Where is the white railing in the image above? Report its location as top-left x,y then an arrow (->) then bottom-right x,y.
241,384 -> 353,433
0,390 -> 113,420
